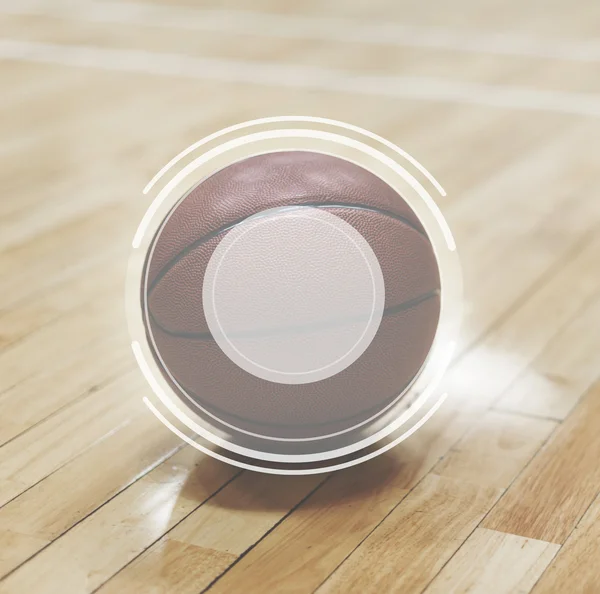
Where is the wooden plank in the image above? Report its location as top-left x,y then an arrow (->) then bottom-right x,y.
74,113 -> 596,592
443,229 -> 600,410
423,528 -> 559,594
311,412 -> 555,594
98,541 -> 236,594
185,222 -> 598,593
168,432 -> 447,593
443,120 -> 600,349
433,411 -> 557,490
167,472 -> 324,555
0,447 -> 238,592
4,9 -> 600,102
0,334 -> 131,446
0,404 -> 188,577
2,0 -> 595,36
0,256 -> 124,350
531,493 -> 600,593
94,473 -> 325,594
316,475 -> 502,594
1,11 -> 600,593
0,371 -> 143,508
202,407 -> 554,593
0,202 -> 131,310
496,294 -> 600,420
0,531 -> 51,582
483,379 -> 600,543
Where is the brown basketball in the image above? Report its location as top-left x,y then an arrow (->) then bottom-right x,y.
142,151 -> 441,441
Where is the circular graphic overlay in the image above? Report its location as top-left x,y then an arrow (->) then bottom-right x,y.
142,150 -> 442,443
203,206 -> 386,385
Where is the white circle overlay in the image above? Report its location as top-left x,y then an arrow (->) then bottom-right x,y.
203,206 -> 385,384
126,116 -> 464,474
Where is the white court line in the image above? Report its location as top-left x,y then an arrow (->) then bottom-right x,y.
1,39 -> 600,118
2,0 -> 600,63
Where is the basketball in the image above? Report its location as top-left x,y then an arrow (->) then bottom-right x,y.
142,150 -> 441,442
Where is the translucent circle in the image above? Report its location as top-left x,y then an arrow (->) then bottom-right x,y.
125,116 -> 463,473
203,207 -> 386,384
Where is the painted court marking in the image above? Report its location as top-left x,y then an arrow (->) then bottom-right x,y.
2,0 -> 600,63
1,39 -> 600,117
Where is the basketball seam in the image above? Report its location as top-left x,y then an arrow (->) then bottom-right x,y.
146,201 -> 431,294
156,358 -> 420,431
147,288 -> 440,340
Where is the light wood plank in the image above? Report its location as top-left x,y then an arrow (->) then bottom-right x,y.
0,372 -> 142,509
531,492 -> 600,593
0,447 -> 237,592
0,257 -> 124,350
168,472 -> 324,555
0,290 -> 126,389
316,475 -> 502,594
424,528 -> 559,594
311,411 -> 556,594
433,411 -> 557,490
190,223 -> 598,592
64,0 -> 600,38
484,379 -> 600,543
0,334 -> 131,446
197,448 -> 436,594
96,473 -> 324,594
99,540 -> 236,594
496,294 -> 600,420
0,401 -> 191,576
444,229 -> 600,409
0,203 -> 131,310
2,3 -> 600,592
203,404 -> 555,593
2,9 -> 600,96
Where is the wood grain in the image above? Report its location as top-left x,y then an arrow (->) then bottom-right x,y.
317,475 -> 502,594
0,372 -> 144,509
204,451 -> 432,594
0,448 -> 237,593
205,407 -> 555,593
433,411 -> 557,490
531,493 -> 600,593
496,294 -> 600,420
1,3 -> 600,593
97,473 -> 325,594
98,540 -> 236,594
310,410 -> 556,594
484,379 -> 600,543
0,401 -> 186,576
424,528 -> 559,594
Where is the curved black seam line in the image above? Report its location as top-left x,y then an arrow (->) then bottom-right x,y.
148,288 -> 440,340
147,201 -> 429,294
170,369 -> 416,431
145,289 -> 440,431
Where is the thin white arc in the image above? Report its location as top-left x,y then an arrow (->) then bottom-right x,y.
142,116 -> 446,197
142,391 -> 448,475
133,126 -> 456,450
134,127 -> 454,450
134,127 -> 452,253
139,194 -> 411,446
133,332 -> 454,461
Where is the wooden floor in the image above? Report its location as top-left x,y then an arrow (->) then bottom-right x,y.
1,0 -> 600,592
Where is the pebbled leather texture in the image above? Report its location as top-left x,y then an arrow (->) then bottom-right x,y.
143,151 -> 441,440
